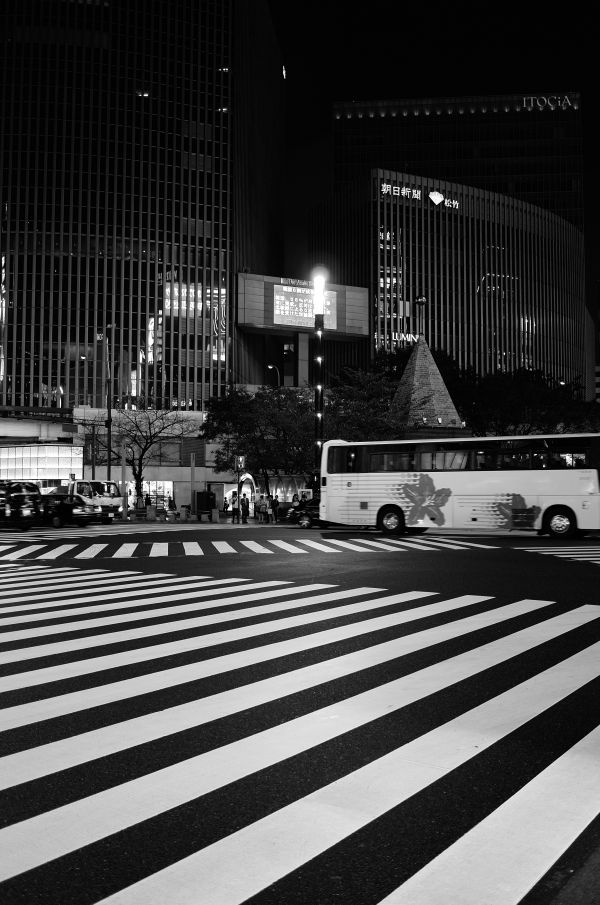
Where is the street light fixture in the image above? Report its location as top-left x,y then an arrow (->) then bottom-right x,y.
104,325 -> 114,480
267,363 -> 281,386
414,295 -> 427,336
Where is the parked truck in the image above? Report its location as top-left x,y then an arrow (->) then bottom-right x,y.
41,479 -> 126,523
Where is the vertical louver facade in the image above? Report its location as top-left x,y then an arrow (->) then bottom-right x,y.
374,169 -> 589,386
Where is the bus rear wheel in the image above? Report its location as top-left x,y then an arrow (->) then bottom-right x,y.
543,506 -> 577,539
378,506 -> 405,535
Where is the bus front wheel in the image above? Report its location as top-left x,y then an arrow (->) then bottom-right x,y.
378,506 -> 405,535
543,506 -> 577,539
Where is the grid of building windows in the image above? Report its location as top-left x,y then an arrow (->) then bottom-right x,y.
1,0 -> 236,413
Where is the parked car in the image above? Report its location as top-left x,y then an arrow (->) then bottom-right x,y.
41,492 -> 103,528
0,481 -> 43,531
286,498 -> 322,529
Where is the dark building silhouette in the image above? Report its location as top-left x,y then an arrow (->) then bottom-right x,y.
0,0 -> 284,417
333,93 -> 583,226
310,92 -> 593,393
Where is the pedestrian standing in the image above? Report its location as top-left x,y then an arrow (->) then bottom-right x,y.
265,494 -> 273,524
272,494 -> 280,523
231,491 -> 240,524
257,494 -> 265,523
241,493 -> 250,524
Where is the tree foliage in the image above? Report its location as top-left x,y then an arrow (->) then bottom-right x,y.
368,348 -> 600,436
325,367 -> 396,440
462,370 -> 600,435
200,386 -> 316,492
79,409 -> 200,501
201,359 -> 600,493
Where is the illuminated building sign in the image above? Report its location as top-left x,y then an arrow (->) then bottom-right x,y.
429,190 -> 460,209
274,281 -> 337,329
381,182 -> 460,210
381,183 -> 421,200
522,94 -> 576,111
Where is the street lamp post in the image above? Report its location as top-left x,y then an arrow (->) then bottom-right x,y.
312,267 -> 327,471
267,363 -> 281,386
105,326 -> 113,480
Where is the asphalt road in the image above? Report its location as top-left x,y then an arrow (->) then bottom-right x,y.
0,520 -> 599,905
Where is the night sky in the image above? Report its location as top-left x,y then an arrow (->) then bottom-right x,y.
266,1 -> 595,282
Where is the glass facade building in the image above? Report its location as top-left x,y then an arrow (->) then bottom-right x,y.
333,93 -> 584,229
310,91 -> 593,393
374,169 -> 589,386
0,0 -> 283,417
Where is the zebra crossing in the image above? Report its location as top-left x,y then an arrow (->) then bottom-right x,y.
1,562 -> 599,904
518,545 -> 600,566
0,522 -> 214,542
0,534 -> 498,561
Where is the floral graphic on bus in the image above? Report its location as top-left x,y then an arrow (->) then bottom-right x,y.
493,493 -> 541,529
391,474 -> 452,526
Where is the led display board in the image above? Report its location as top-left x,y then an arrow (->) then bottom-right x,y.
273,282 -> 337,329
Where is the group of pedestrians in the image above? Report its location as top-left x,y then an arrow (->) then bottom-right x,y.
228,491 -> 281,524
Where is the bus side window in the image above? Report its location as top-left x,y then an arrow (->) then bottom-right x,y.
369,451 -> 415,472
429,447 -> 469,470
328,447 -> 358,473
369,454 -> 385,472
473,448 -> 497,469
419,450 -> 433,470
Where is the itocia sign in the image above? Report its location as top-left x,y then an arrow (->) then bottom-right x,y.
522,95 -> 575,111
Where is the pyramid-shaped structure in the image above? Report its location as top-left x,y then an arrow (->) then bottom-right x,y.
388,336 -> 463,432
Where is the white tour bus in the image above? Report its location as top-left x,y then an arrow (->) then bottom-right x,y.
319,434 -> 600,538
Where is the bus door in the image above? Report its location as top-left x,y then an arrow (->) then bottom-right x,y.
324,445 -> 362,525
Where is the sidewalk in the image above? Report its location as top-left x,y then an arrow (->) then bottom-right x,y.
111,516 -> 275,531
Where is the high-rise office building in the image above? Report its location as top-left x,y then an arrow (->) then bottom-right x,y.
310,91 -> 593,392
334,93 -> 583,222
1,0 -> 284,420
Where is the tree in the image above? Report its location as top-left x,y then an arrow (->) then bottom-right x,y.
80,409 -> 200,502
371,347 -> 600,435
201,386 -> 315,492
465,370 -> 600,435
325,367 -> 397,441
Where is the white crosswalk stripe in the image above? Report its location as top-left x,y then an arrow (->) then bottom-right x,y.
0,545 -> 47,560
0,564 -> 599,904
518,545 -> 600,565
239,541 -> 274,553
36,544 -> 79,560
75,543 -> 110,558
182,541 -> 204,556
